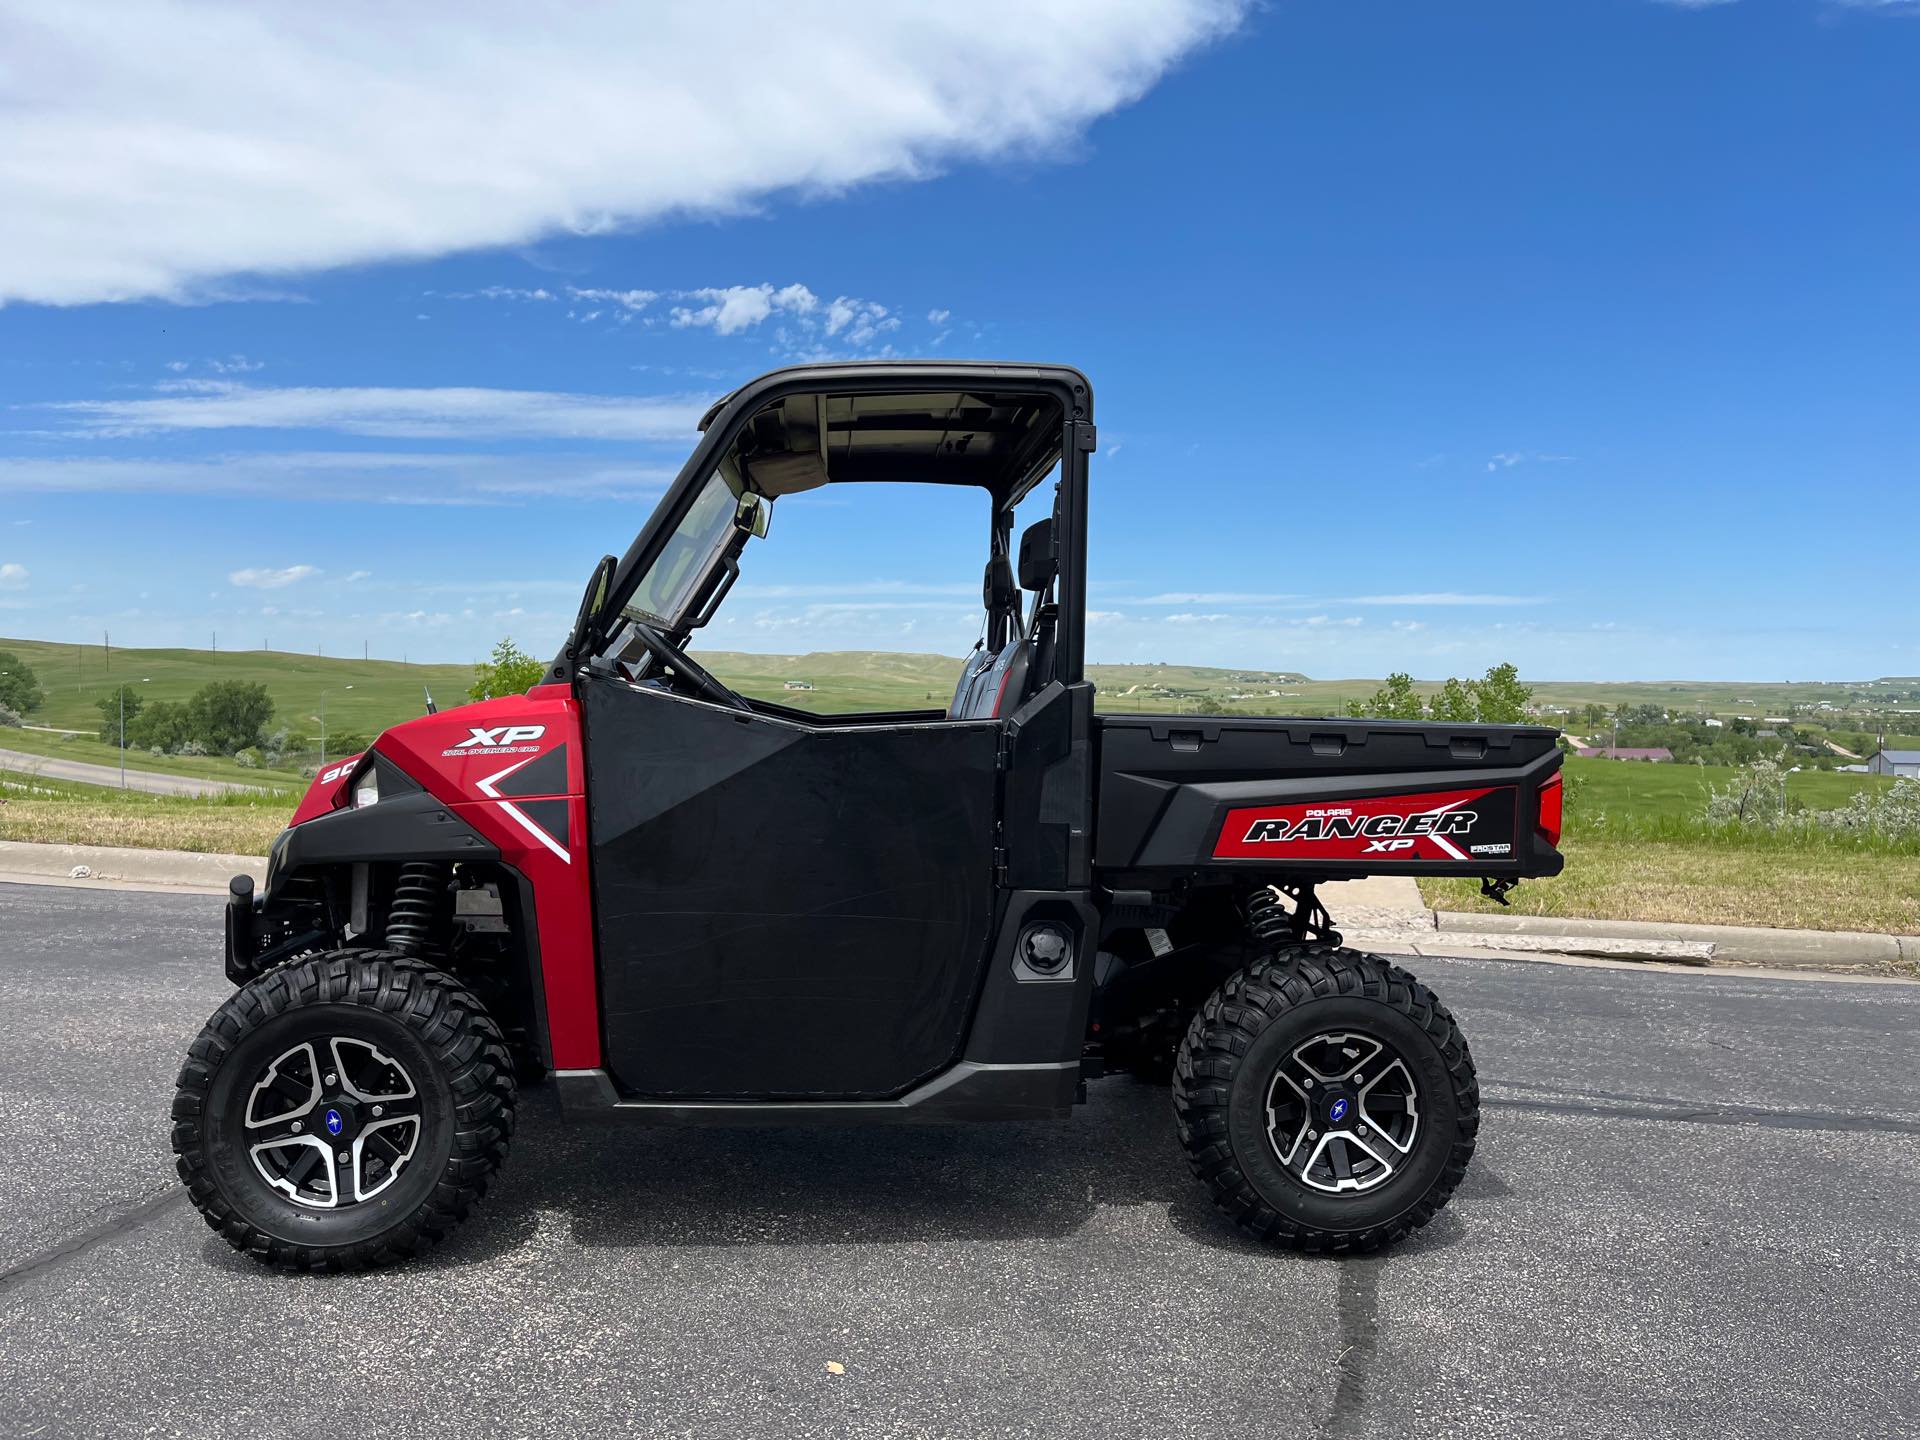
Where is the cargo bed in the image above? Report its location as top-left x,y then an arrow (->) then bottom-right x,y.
1094,714 -> 1565,881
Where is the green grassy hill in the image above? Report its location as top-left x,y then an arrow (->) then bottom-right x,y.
4,635 -> 1913,770
1565,754 -> 1894,822
0,637 -> 474,737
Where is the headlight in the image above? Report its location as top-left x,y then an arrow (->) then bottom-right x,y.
352,769 -> 379,808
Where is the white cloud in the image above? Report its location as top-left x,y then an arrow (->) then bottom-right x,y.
1340,593 -> 1547,606
38,382 -> 708,441
1165,612 -> 1229,624
928,308 -> 952,325
0,452 -> 674,504
0,563 -> 28,589
1486,451 -> 1573,472
230,564 -> 319,589
1139,591 -> 1301,604
0,2 -> 1247,306
344,570 -> 372,582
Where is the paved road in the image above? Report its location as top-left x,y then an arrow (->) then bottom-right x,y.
2,882 -> 1916,1439
0,745 -> 263,797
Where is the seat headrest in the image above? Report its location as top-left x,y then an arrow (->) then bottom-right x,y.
1017,518 -> 1056,592
983,553 -> 1018,613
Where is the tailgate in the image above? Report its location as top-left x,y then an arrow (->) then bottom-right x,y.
1096,714 -> 1565,879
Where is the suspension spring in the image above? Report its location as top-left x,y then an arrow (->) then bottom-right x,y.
1245,885 -> 1296,949
386,862 -> 452,959
1245,882 -> 1342,950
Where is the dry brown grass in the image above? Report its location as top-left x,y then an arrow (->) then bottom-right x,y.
1421,835 -> 1920,935
0,790 -> 289,855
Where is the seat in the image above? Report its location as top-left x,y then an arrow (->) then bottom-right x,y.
948,554 -> 1020,719
947,520 -> 1055,721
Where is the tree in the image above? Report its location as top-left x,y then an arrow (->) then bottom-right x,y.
127,699 -> 193,753
1347,672 -> 1425,721
0,651 -> 43,715
186,680 -> 275,755
1473,662 -> 1533,724
470,637 -> 546,703
1427,676 -> 1478,723
96,688 -> 143,746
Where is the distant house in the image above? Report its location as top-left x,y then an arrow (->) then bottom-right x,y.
1574,747 -> 1674,763
1868,748 -> 1920,779
782,680 -> 813,691
1704,717 -> 1725,729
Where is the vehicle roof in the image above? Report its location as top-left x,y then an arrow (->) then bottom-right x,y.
696,359 -> 1092,432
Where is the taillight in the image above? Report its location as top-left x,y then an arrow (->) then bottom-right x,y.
1536,772 -> 1564,847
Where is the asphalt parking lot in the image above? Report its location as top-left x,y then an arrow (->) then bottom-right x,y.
2,881 -> 1917,1439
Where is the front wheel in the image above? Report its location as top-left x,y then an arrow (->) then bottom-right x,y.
171,951 -> 516,1271
1172,947 -> 1477,1252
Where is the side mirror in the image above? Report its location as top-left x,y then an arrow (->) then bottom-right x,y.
734,492 -> 771,539
569,554 -> 617,652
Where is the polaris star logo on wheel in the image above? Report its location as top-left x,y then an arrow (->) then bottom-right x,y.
442,724 -> 546,757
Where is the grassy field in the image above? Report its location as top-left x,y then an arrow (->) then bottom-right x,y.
1566,754 -> 1896,820
6,637 -> 1916,937
0,636 -> 473,738
0,772 -> 294,854
1418,756 -> 1917,935
8,634 -> 1917,731
0,724 -> 300,788
1422,835 -> 1920,936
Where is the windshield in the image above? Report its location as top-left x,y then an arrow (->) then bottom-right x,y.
622,465 -> 744,627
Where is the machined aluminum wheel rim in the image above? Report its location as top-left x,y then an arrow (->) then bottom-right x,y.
244,1037 -> 422,1209
1264,1030 -> 1421,1195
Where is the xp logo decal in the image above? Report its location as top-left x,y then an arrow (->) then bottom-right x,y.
1328,1097 -> 1351,1124
1213,786 -> 1520,863
324,1108 -> 345,1137
443,724 -> 546,757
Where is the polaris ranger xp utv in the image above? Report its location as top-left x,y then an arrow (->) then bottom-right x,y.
174,361 -> 1565,1269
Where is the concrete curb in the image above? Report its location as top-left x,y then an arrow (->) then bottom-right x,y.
0,840 -> 1912,975
1432,908 -> 1919,970
0,839 -> 264,895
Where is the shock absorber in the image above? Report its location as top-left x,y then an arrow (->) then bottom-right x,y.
1245,882 -> 1342,951
386,862 -> 452,959
1245,885 -> 1295,949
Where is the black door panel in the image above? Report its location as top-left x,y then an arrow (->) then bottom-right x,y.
582,678 -> 1000,1099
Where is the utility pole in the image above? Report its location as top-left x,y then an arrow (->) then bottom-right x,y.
104,630 -> 110,674
119,685 -> 126,790
319,685 -> 354,767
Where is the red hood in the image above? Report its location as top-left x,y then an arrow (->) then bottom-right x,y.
285,684 -> 580,826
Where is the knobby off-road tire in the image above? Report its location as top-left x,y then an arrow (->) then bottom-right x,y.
172,950 -> 516,1271
1172,946 -> 1478,1253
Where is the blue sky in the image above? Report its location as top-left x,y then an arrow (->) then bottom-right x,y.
1,0 -> 1914,681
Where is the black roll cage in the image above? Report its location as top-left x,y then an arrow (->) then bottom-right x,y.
551,361 -> 1095,688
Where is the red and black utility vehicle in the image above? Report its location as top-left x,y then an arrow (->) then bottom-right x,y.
173,362 -> 1565,1269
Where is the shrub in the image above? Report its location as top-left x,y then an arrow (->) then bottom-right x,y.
178,740 -> 209,757
233,747 -> 262,769
470,636 -> 546,702
0,651 -> 44,715
0,702 -> 21,727
1705,758 -> 1788,828
187,681 -> 275,755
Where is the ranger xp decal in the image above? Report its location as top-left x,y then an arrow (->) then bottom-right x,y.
1212,785 -> 1519,863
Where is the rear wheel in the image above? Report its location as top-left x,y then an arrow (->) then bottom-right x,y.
172,951 -> 516,1271
1172,946 -> 1477,1252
